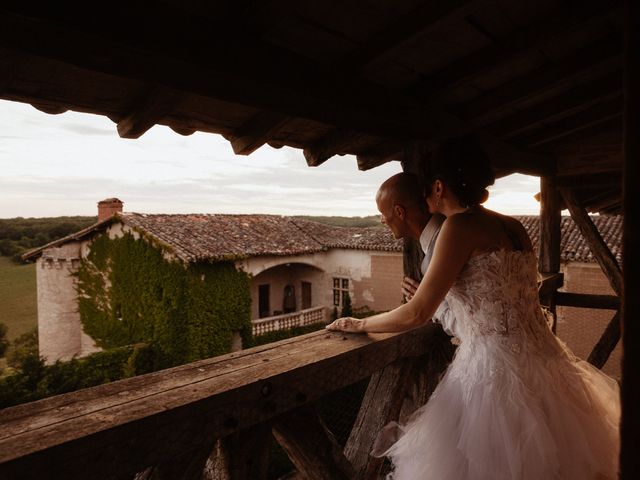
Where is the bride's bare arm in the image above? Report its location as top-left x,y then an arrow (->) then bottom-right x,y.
327,215 -> 475,333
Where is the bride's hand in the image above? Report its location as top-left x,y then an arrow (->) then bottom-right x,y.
325,317 -> 365,333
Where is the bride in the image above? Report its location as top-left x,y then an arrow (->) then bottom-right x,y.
326,138 -> 620,479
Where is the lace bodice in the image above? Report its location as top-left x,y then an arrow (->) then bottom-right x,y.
441,249 -> 560,355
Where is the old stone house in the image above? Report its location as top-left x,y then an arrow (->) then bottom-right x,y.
24,199 -> 404,364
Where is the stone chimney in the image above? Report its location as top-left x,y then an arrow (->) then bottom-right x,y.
98,198 -> 124,222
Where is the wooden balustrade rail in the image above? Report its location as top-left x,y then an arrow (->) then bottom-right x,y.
0,324 -> 444,480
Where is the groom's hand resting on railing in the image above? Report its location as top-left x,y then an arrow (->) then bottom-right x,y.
325,317 -> 365,333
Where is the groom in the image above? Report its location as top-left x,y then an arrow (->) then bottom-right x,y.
376,172 -> 453,328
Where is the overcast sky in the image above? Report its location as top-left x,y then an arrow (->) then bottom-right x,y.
0,100 -> 541,219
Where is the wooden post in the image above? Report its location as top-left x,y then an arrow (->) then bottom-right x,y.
621,0 -> 640,477
344,357 -> 416,478
538,175 -> 562,333
539,176 -> 562,273
401,141 -> 429,283
223,424 -> 271,480
272,407 -> 355,480
344,327 -> 454,479
136,440 -> 218,480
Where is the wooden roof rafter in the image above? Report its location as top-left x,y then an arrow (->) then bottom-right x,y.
412,0 -> 622,97
455,32 -> 623,125
487,71 -> 622,139
0,1 -> 624,209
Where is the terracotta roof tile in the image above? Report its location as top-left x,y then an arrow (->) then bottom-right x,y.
121,214 -> 327,262
515,215 -> 622,264
23,213 -> 622,266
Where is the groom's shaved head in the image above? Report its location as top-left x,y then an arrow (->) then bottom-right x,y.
376,172 -> 427,214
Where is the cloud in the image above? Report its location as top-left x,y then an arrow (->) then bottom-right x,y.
57,122 -> 115,136
0,99 -> 541,218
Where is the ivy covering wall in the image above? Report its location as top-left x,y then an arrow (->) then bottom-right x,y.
76,231 -> 252,370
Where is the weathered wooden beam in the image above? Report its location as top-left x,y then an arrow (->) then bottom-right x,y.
557,172 -> 622,189
272,406 -> 355,480
0,328 -> 441,480
560,188 -> 623,295
170,126 -> 196,136
30,102 -> 68,115
223,423 -> 271,480
517,96 -> 623,148
555,292 -> 620,310
143,440 -> 218,480
340,0 -> 474,69
356,141 -> 405,171
226,111 -> 291,156
401,142 -> 429,280
457,33 -> 623,124
621,0 -> 640,477
475,130 -> 555,177
304,129 -> 368,167
539,176 -> 562,273
538,273 -> 564,331
0,7 -> 453,143
488,71 -> 622,139
344,359 -> 414,478
117,86 -> 184,139
356,155 -> 400,171
421,0 -> 622,96
345,327 -> 454,479
538,175 -> 562,333
537,273 -> 564,303
587,310 -> 621,369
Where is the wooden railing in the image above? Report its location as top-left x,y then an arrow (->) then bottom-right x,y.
0,323 -> 454,480
252,306 -> 326,336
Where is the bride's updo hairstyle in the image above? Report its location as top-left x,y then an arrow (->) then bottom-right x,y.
425,135 -> 495,208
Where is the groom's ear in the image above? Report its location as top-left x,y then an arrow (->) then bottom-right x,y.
394,204 -> 406,220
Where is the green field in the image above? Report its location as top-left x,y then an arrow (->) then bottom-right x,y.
0,256 -> 37,343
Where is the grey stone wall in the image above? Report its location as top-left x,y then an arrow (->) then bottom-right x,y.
37,241 -> 99,364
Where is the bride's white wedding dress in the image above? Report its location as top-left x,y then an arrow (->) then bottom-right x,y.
374,249 -> 620,479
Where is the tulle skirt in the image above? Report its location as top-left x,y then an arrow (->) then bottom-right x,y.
372,339 -> 620,480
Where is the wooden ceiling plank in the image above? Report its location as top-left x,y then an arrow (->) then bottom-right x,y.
487,71 -> 622,138
516,96 -> 623,147
419,0 -> 622,96
474,130 -> 555,177
0,8 -> 442,141
117,86 -> 184,139
457,33 -> 623,124
557,172 -> 622,189
227,111 -> 291,155
340,0 -> 475,69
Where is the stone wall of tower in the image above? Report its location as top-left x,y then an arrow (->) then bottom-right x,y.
36,241 -> 99,364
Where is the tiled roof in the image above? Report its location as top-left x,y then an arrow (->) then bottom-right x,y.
292,219 -> 402,253
122,214 -> 402,262
515,215 -> 622,264
23,212 -> 621,265
122,214 -> 326,262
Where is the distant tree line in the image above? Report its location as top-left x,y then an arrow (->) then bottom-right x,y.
0,216 -> 97,262
294,215 -> 381,228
